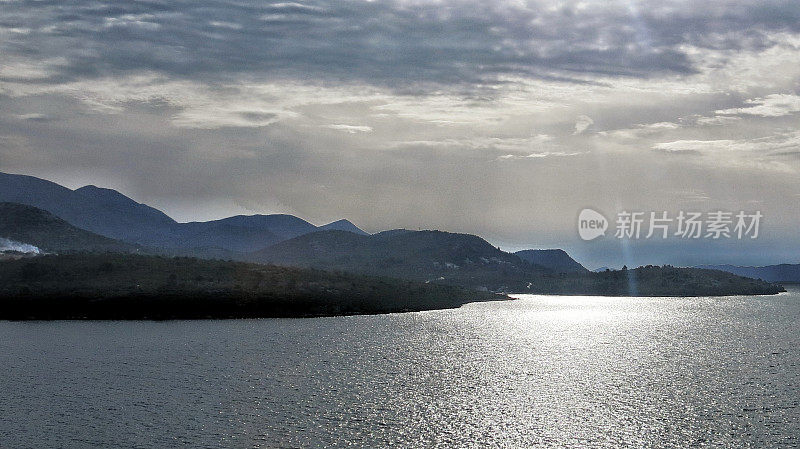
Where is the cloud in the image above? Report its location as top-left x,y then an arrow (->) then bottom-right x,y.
496,151 -> 583,161
389,135 -> 555,153
323,124 -> 373,133
3,0 -> 800,93
574,115 -> 594,134
652,132 -> 800,172
654,132 -> 800,154
716,94 -> 800,117
695,115 -> 743,126
598,121 -> 682,140
15,113 -> 51,122
639,122 -> 680,130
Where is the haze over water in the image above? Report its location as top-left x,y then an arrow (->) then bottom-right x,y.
2,289 -> 799,448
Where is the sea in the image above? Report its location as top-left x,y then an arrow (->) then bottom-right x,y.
2,287 -> 798,448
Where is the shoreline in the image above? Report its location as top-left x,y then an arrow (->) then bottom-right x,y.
0,292 -> 509,321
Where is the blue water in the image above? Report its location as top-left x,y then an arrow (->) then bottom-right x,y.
2,288 -> 799,448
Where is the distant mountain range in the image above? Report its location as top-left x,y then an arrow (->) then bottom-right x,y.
0,171 -> 588,279
2,170 -> 783,297
696,264 -> 800,283
0,171 -> 366,252
0,195 -> 569,291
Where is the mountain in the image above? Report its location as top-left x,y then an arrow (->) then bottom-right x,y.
0,171 -> 368,252
515,249 -> 588,273
172,221 -> 281,253
0,202 -> 137,253
319,219 -> 369,235
205,214 -> 318,239
0,172 -> 176,243
250,229 -> 785,295
696,264 -> 800,283
252,229 -> 551,291
174,216 -> 367,251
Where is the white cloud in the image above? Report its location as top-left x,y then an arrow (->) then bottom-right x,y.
323,124 -> 373,133
104,14 -> 161,30
653,131 -> 800,172
389,135 -> 554,152
209,21 -> 243,30
598,121 -> 681,140
695,115 -> 742,126
716,94 -> 800,117
268,2 -> 324,11
496,151 -> 583,161
654,132 -> 800,154
15,113 -> 49,121
639,122 -> 680,130
574,115 -> 594,134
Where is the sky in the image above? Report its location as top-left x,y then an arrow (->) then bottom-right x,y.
1,0 -> 800,268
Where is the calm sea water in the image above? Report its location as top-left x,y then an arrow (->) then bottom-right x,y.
1,288 -> 799,448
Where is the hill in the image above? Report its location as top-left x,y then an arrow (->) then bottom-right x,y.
251,230 -> 785,295
252,229 -> 560,291
0,202 -> 137,253
0,253 -> 498,319
696,264 -> 800,283
515,249 -> 588,273
525,265 -> 784,296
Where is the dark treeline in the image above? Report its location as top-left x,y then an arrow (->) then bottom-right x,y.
0,253 -> 499,320
0,254 -> 785,320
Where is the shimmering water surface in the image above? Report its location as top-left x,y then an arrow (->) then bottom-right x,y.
2,288 -> 799,448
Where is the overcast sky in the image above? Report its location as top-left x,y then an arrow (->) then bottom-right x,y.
2,0 -> 800,267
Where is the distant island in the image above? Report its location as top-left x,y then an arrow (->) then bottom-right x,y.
0,171 -> 789,320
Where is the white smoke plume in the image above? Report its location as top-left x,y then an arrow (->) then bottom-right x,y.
0,237 -> 41,254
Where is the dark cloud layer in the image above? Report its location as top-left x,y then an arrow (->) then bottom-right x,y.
3,0 -> 800,89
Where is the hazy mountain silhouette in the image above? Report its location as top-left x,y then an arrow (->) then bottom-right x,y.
0,171 -> 368,251
0,202 -> 137,253
0,200 -> 786,299
0,173 -> 175,242
319,219 -> 370,235
696,264 -> 800,283
515,249 -> 588,274
252,229 -> 551,291
0,171 -> 787,297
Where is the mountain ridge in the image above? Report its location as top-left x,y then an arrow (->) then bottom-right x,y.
0,202 -> 138,253
0,171 -> 368,252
